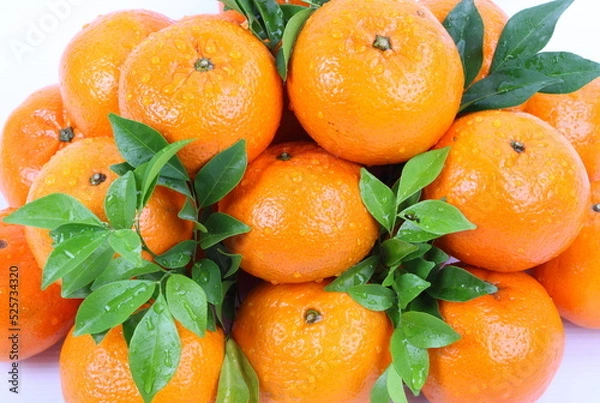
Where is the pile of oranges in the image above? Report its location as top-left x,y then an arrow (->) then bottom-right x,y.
1,0 -> 599,402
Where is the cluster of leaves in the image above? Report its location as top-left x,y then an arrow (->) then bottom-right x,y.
3,114 -> 253,403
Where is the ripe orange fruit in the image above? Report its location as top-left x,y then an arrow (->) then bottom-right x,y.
0,208 -> 80,361
232,280 -> 392,402
24,137 -> 193,268
218,141 -> 379,284
423,110 -> 590,272
525,77 -> 600,181
287,0 -> 464,166
59,10 -> 172,138
0,84 -> 85,207
532,180 -> 600,329
418,0 -> 508,82
422,266 -> 565,403
60,323 -> 224,403
118,16 -> 283,175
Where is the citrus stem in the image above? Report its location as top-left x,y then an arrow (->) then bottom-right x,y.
510,140 -> 526,153
593,203 -> 600,213
194,58 -> 214,72
277,152 -> 292,161
373,35 -> 392,51
304,309 -> 322,324
59,127 -> 75,142
89,172 -> 107,186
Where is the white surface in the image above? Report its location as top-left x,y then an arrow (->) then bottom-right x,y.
0,0 -> 599,402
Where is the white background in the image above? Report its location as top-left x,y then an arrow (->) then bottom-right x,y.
0,0 -> 599,402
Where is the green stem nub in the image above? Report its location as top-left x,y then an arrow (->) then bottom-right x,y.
89,172 -> 107,186
59,127 -> 75,142
510,140 -> 526,153
277,152 -> 292,161
304,309 -> 322,325
194,57 -> 214,72
373,35 -> 392,51
593,203 -> 600,213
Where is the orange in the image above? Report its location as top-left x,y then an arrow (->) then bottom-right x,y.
24,137 -> 193,268
422,110 -> 590,272
59,10 -> 172,138
525,77 -> 600,181
418,0 -> 508,82
422,266 -> 565,403
0,208 -> 80,361
287,0 -> 464,166
232,280 -> 392,402
118,16 -> 283,175
532,180 -> 600,328
218,141 -> 379,284
0,84 -> 85,207
60,323 -> 224,403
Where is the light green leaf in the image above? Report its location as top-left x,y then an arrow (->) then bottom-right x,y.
399,199 -> 475,236
192,259 -> 224,305
108,229 -> 143,266
105,171 -> 137,229
347,284 -> 396,311
216,338 -> 260,403
360,168 -> 396,232
276,7 -> 315,80
61,242 -> 114,298
92,258 -> 162,290
165,274 -> 208,338
395,273 -> 431,310
387,364 -> 409,403
401,311 -> 461,349
396,148 -> 450,205
428,265 -> 498,302
325,255 -> 379,292
154,240 -> 197,269
390,328 -> 429,395
381,238 -> 419,268
200,212 -> 250,250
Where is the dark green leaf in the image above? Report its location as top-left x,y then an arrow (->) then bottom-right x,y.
425,246 -> 449,265
49,222 -> 107,246
129,295 -> 180,403
360,168 -> 396,232
443,0 -> 484,87
395,273 -> 431,310
74,280 -> 156,336
200,212 -> 250,250
110,161 -> 135,176
108,229 -> 143,266
218,249 -> 243,279
61,242 -> 114,298
122,308 -> 148,347
402,258 -> 436,280
165,274 -> 208,338
178,196 -> 199,223
216,338 -> 260,403
491,0 -> 574,72
254,0 -> 285,51
105,171 -> 137,229
3,193 -> 102,229
387,364 -> 409,403
92,258 -> 162,290
396,148 -> 450,205
399,199 -> 475,236
90,330 -> 109,345
396,220 -> 439,243
192,259 -> 224,305
347,284 -> 396,311
324,255 -> 378,292
428,265 -> 498,302
157,175 -> 193,198
280,4 -> 307,21
154,240 -> 197,269
401,311 -> 460,349
195,140 -> 247,209
403,243 -> 433,262
407,293 -> 442,320
390,328 -> 429,395
215,280 -> 237,329
225,0 -> 268,42
381,238 -> 419,267
276,7 -> 315,80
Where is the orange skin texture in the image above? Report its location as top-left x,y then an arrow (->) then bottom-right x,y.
422,266 -> 565,403
118,16 -> 283,176
423,110 -> 590,272
287,0 -> 464,166
0,84 -> 85,207
532,180 -> 600,328
525,77 -> 600,181
60,324 -> 224,403
218,142 -> 379,284
24,137 -> 193,268
0,208 -> 81,361
59,10 -> 172,138
232,280 -> 392,403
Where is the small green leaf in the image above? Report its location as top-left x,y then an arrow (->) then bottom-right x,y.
154,240 -> 197,269
49,222 -> 107,246
92,258 -> 162,290
216,248 -> 243,279
396,220 -> 439,243
192,259 -> 224,305
395,273 -> 431,310
425,246 -> 450,265
403,243 -> 433,262
370,367 -> 392,403
200,212 -> 250,250
276,7 -> 315,80
178,196 -> 199,223
387,364 -> 409,403
108,229 -> 143,266
195,140 -> 247,209
165,274 -> 208,338
407,293 -> 442,320
216,338 -> 260,403
61,242 -> 114,298
401,311 -> 461,349
110,161 -> 135,176
428,265 -> 498,302
74,280 -> 156,336
360,168 -> 396,232
381,238 -> 419,267
324,255 -> 379,292
122,308 -> 148,347
399,199 -> 475,236
280,4 -> 307,21
2,193 -> 102,229
254,0 -> 285,51
402,258 -> 436,280
215,280 -> 237,329
396,148 -> 450,205
129,295 -> 180,403
390,328 -> 429,395
443,0 -> 484,87
105,171 -> 137,229
157,175 -> 193,198
347,284 -> 396,311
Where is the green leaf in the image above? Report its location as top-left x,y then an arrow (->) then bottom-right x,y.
49,222 -> 107,246
154,240 -> 197,269
122,308 -> 148,347
399,199 -> 475,236
396,148 -> 450,205
178,196 -> 199,223
2,193 -> 102,229
109,113 -> 189,181
387,364 -> 409,403
370,367 -> 392,403
360,168 -> 396,232
401,311 -> 460,349
396,220 -> 439,243
390,328 -> 429,395
402,258 -> 436,280
491,0 -> 574,72
425,246 -> 449,265
347,284 -> 396,311
108,229 -> 143,266
42,230 -> 110,288
381,238 -> 419,267
61,242 -> 114,298
200,212 -> 250,250
165,274 -> 208,338
157,175 -> 193,198
195,140 -> 247,209
254,0 -> 285,51
129,295 -> 180,403
224,0 -> 268,43
104,171 -> 137,229
324,255 -> 378,292
407,293 -> 442,320
395,273 -> 431,310
443,0 -> 484,87
216,249 -> 243,279
92,258 -> 162,290
280,4 -> 307,21
216,338 -> 260,403
428,265 -> 498,302
110,161 -> 135,176
215,280 -> 237,329
192,259 -> 224,305
275,7 -> 315,80
74,280 -> 156,336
